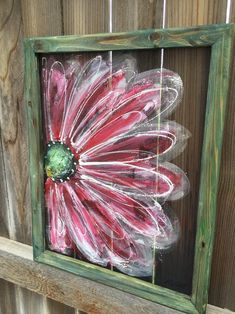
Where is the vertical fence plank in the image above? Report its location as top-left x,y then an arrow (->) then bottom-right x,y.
62,0 -> 108,34
21,0 -> 63,37
165,0 -> 227,26
0,279 -> 17,314
0,0 -> 30,244
209,3 -> 235,310
112,0 -> 163,31
0,1 -> 29,312
155,46 -> 210,294
112,0 -> 164,90
157,1 -> 217,295
166,0 -> 235,310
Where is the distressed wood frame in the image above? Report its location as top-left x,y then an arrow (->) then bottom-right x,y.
24,23 -> 234,314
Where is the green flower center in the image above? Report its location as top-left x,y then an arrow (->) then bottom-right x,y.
44,141 -> 77,182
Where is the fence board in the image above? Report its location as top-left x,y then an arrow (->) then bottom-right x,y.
112,0 -> 163,31
165,0 -> 235,311
0,3 -> 27,312
209,2 -> 235,310
165,0 -> 227,26
62,0 -> 108,35
0,279 -> 17,314
0,0 -> 30,244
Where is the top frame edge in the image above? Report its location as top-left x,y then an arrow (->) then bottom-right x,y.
24,23 -> 235,53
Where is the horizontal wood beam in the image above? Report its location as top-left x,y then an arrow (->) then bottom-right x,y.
0,237 -> 232,314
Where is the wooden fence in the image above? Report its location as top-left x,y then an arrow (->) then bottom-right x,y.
0,0 -> 234,313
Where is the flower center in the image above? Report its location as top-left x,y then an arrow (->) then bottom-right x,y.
44,141 -> 77,182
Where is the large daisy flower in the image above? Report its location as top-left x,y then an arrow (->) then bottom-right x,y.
42,55 -> 190,277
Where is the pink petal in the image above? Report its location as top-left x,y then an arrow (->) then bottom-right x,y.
81,177 -> 174,238
158,162 -> 190,200
45,179 -> 74,254
129,160 -> 190,201
78,69 -> 182,152
80,111 -> 146,153
61,57 -> 133,142
74,182 -> 133,261
80,179 -> 179,276
80,162 -> 173,199
55,182 -> 109,266
82,121 -> 189,163
42,60 -> 68,141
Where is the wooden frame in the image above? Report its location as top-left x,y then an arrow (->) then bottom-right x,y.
0,237 -> 229,314
24,23 -> 234,314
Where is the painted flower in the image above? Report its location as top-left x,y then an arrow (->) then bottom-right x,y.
42,55 -> 190,277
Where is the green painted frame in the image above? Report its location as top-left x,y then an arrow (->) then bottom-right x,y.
24,23 -> 234,314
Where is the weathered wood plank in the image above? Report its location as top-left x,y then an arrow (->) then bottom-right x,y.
0,237 -> 232,314
0,2 -> 35,312
209,3 -> 235,310
0,279 -> 17,314
165,1 -> 235,311
112,0 -> 163,31
0,237 -> 228,314
62,0 -> 108,35
192,25 -> 233,313
21,0 -> 63,37
165,0 -> 227,27
29,24 -> 233,53
0,0 -> 30,245
155,46 -> 210,294
0,237 -> 182,314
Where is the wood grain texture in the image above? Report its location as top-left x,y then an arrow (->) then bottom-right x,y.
21,0 -> 63,37
0,0 -> 31,244
165,1 -> 235,311
156,47 -> 210,295
165,0 -> 227,27
62,0 -> 108,35
28,24 -> 232,54
209,3 -> 235,310
112,0 -> 163,31
0,237 -> 232,314
0,237 -> 183,314
0,279 -> 17,314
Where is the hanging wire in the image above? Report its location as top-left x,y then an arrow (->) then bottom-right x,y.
108,0 -> 114,272
152,0 -> 167,285
109,0 -> 113,84
226,0 -> 231,23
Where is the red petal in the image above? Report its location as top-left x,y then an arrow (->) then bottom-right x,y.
129,160 -> 190,200
81,111 -> 146,153
82,126 -> 176,163
45,179 -> 74,254
81,177 -> 173,237
55,182 -> 109,266
80,162 -> 173,199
